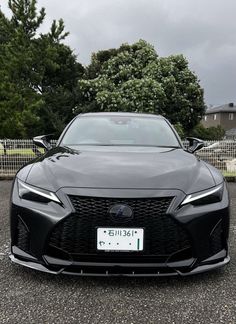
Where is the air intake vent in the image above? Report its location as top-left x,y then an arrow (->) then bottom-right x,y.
210,220 -> 223,255
16,216 -> 30,254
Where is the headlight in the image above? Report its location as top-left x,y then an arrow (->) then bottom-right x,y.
181,184 -> 223,206
18,179 -> 61,204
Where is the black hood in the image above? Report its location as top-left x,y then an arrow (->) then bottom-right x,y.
22,146 -> 219,194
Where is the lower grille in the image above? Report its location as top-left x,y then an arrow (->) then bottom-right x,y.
47,196 -> 192,260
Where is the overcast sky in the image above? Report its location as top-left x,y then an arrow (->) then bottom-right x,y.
1,0 -> 236,106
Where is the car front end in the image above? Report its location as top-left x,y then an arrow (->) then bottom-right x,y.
10,175 -> 230,276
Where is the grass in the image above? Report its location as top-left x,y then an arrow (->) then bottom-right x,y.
222,171 -> 236,177
0,148 -> 44,155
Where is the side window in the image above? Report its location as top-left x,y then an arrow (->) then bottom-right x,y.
204,116 -> 207,121
213,114 -> 217,120
229,113 -> 234,121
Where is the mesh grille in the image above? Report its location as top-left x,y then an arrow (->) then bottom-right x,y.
48,196 -> 191,258
16,217 -> 30,253
210,221 -> 223,255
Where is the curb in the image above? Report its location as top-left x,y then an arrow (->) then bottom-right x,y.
0,176 -> 15,180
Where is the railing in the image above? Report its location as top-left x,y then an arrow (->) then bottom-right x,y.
0,139 -> 57,178
1,139 -> 236,178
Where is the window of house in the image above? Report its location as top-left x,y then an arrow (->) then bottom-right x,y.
213,114 -> 217,120
204,116 -> 207,121
229,113 -> 234,121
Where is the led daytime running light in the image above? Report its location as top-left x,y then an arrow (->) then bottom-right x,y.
19,180 -> 60,203
182,185 -> 222,206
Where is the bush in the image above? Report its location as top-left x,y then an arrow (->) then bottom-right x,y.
189,124 -> 225,140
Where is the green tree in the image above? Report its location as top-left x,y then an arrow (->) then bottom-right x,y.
34,28 -> 84,136
190,124 -> 225,140
0,1 -> 43,137
0,0 -> 83,138
78,40 -> 205,132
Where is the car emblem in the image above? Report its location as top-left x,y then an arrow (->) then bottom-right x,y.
109,204 -> 133,222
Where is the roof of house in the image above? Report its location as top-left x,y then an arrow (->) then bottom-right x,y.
205,103 -> 236,114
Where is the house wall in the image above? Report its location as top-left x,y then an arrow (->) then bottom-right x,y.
201,113 -> 221,127
220,112 -> 236,130
201,112 -> 236,130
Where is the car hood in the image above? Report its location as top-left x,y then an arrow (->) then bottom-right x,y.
23,146 -> 217,194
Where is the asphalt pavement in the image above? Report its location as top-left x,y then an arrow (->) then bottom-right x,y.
0,180 -> 236,324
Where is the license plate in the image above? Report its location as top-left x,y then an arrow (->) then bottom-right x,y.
97,228 -> 144,251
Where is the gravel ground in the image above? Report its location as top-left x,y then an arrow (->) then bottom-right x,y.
0,180 -> 236,324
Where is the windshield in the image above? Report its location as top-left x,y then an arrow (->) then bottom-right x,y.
61,116 -> 180,147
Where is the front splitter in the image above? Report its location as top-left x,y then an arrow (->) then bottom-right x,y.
9,253 -> 230,277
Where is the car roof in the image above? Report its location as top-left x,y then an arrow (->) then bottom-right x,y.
77,112 -> 164,118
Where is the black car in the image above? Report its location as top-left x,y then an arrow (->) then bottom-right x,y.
10,113 -> 230,276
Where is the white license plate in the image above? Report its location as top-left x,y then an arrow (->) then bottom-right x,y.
97,228 -> 144,251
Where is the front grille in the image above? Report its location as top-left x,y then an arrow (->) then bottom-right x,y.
47,196 -> 191,259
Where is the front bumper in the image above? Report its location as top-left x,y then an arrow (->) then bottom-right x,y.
10,181 -> 230,277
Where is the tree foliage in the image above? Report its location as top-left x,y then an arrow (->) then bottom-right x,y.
189,124 -> 225,140
0,0 -> 83,138
78,40 -> 205,132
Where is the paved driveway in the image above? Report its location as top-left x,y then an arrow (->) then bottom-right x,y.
0,181 -> 236,324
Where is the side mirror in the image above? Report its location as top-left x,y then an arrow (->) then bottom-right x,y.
186,137 -> 204,153
33,135 -> 53,151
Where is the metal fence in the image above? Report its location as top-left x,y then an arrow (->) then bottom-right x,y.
0,139 -> 56,179
1,139 -> 236,178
